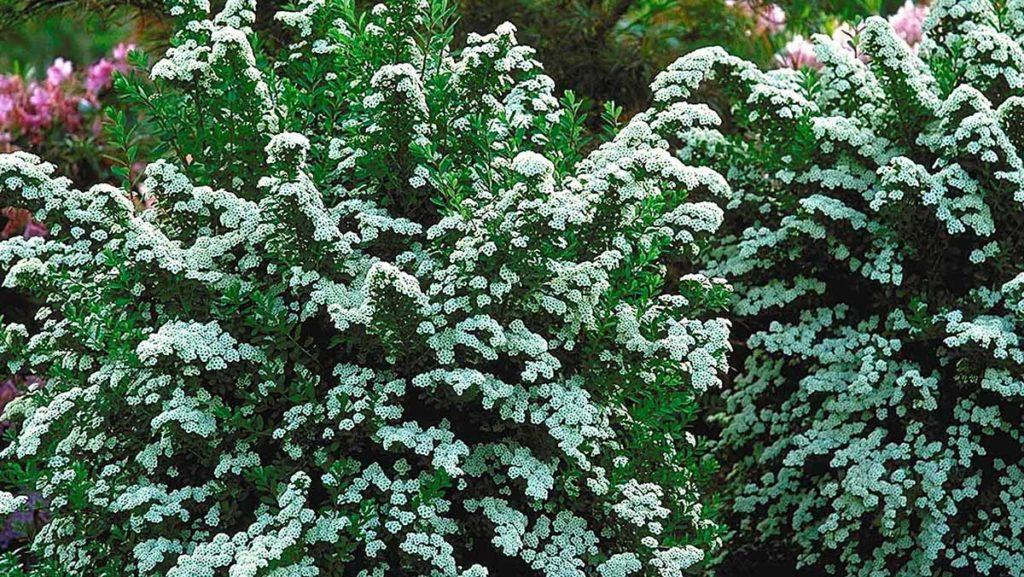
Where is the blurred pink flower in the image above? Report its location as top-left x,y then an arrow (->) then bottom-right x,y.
112,43 -> 135,64
22,83 -> 55,132
22,219 -> 48,238
889,1 -> 929,47
0,43 -> 135,141
86,44 -> 134,99
0,77 -> 20,126
45,58 -> 73,88
756,4 -> 786,34
0,96 -> 15,126
776,35 -> 820,69
86,59 -> 116,96
0,75 -> 21,91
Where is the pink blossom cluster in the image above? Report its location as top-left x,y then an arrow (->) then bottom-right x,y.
776,2 -> 928,70
726,0 -> 787,36
0,44 -> 135,239
776,35 -> 819,69
775,23 -> 862,70
889,0 -> 929,48
0,43 -> 134,148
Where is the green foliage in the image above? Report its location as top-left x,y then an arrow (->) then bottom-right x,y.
0,10 -> 135,74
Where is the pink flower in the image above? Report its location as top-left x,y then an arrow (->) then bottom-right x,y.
0,94 -> 15,126
0,207 -> 45,239
86,59 -> 116,96
27,84 -> 51,110
0,45 -> 137,141
21,83 -> 55,131
889,1 -> 929,47
86,44 -> 136,98
23,219 -> 48,238
776,35 -> 820,69
0,76 -> 23,128
756,4 -> 786,35
112,43 -> 135,64
45,58 -> 73,88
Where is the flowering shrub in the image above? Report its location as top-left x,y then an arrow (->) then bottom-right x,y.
655,0 -> 1024,574
0,44 -> 140,557
0,0 -> 732,574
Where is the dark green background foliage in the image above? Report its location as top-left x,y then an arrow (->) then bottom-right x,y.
457,0 -> 902,114
0,10 -> 134,72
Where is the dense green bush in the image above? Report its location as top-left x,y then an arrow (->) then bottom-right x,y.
0,0 -> 733,574
654,0 -> 1024,574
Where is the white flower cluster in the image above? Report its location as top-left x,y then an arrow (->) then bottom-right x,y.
0,0 -> 731,574
656,1 -> 1024,574
0,491 -> 27,516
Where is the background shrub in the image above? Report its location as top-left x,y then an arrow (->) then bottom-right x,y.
457,0 -> 909,116
0,10 -> 134,73
0,0 -> 732,574
654,0 -> 1024,574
